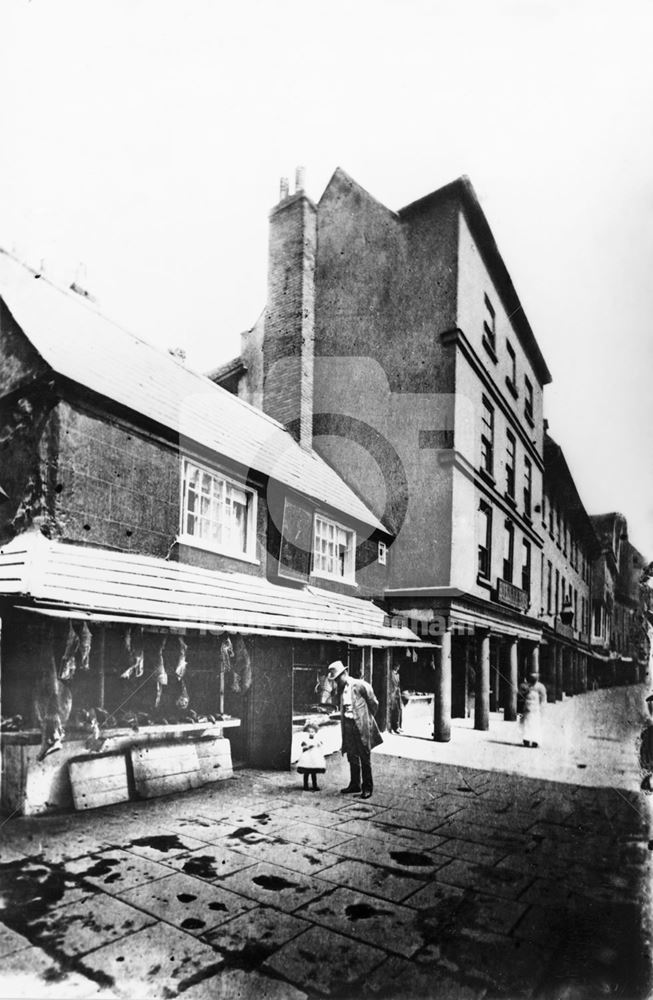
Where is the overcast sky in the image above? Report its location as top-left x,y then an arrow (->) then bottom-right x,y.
2,0 -> 652,558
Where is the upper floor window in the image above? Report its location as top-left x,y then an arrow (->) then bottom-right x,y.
506,340 -> 518,397
505,431 -> 516,498
378,540 -> 387,566
181,460 -> 257,560
547,560 -> 553,614
503,519 -> 514,583
555,568 -> 560,612
313,515 -> 355,582
483,293 -> 496,353
478,501 -> 492,580
523,457 -> 532,518
548,499 -> 554,536
524,376 -> 534,424
481,397 -> 494,475
521,540 -> 531,596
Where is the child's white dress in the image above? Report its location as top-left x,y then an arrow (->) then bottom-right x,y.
297,732 -> 326,774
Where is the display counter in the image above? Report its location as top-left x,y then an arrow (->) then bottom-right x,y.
1,719 -> 240,816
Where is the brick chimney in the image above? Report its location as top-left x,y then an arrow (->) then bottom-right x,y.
263,167 -> 316,450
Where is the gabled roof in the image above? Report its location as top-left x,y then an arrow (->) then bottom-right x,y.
0,531 -> 421,646
0,250 -> 384,533
399,176 -> 552,386
544,432 -> 601,556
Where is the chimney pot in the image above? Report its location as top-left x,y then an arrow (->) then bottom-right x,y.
279,177 -> 289,201
295,166 -> 305,193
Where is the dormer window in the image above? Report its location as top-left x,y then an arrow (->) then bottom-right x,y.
313,515 -> 355,582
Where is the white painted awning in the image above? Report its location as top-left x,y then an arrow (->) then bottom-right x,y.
0,531 -> 425,647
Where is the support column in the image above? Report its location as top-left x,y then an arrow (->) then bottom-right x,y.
582,655 -> 588,692
504,637 -> 519,721
434,630 -> 452,742
530,642 -> 540,682
555,644 -> 563,700
545,645 -> 556,702
475,630 -> 490,731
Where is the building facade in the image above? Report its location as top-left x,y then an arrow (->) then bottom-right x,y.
215,169 -> 558,740
0,248 -> 424,814
539,430 -> 600,700
590,513 -> 650,685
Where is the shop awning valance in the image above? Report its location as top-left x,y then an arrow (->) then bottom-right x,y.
0,531 -> 426,648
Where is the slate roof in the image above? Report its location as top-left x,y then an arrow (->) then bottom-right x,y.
0,531 -> 422,646
0,249 -> 384,532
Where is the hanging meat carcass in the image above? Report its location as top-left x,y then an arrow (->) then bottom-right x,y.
233,635 -> 252,692
34,651 -> 73,760
59,621 -> 80,681
79,622 -> 92,671
154,636 -> 168,709
121,626 -> 144,679
175,636 -> 187,679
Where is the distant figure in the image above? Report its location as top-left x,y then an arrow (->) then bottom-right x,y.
519,672 -> 547,748
297,720 -> 326,791
389,665 -> 403,733
327,659 -> 382,799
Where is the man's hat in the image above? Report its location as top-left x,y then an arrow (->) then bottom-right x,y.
327,660 -> 347,681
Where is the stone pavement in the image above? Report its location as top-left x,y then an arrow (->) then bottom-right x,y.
0,685 -> 651,1000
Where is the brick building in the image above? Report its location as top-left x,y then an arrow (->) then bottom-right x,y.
0,248 -> 424,814
215,168 -> 558,740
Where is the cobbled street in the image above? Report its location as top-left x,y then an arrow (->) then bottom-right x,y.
1,684 -> 651,1000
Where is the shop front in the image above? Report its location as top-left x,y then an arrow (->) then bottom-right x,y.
0,531 -> 424,815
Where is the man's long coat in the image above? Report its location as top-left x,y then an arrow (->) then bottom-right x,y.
340,679 -> 383,751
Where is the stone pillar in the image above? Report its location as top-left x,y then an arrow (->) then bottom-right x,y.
504,637 -> 519,721
434,630 -> 452,742
475,631 -> 490,731
530,643 -> 540,682
555,644 -> 563,700
545,645 -> 556,702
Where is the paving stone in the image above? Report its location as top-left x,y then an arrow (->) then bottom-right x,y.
438,928 -> 550,997
407,880 -> 526,936
433,837 -> 508,867
270,820 -> 355,851
296,885 -> 425,957
433,817 -> 535,852
217,861 -> 331,911
0,949 -> 115,999
249,803 -> 347,829
0,922 -> 31,958
203,905 -> 309,962
26,892 -> 155,957
120,831 -> 209,862
65,849 -> 173,895
20,831 -> 115,865
362,954 -> 484,999
330,816 -> 440,845
263,924 -> 386,995
373,806 -> 452,833
328,835 -> 452,876
512,903 -> 567,947
518,876 -> 573,909
162,843 -> 259,881
435,857 -> 535,900
179,966 -> 308,1000
80,922 -> 224,998
228,838 -> 341,876
160,816 -> 232,843
327,800 -> 389,822
318,858 -> 430,903
0,857 -> 94,925
119,870 -> 255,935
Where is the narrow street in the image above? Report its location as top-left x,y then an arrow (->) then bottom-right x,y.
0,684 -> 651,1000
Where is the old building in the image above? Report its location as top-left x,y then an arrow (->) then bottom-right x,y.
214,168 -> 558,741
590,513 -> 650,685
0,248 -> 425,814
539,430 -> 600,699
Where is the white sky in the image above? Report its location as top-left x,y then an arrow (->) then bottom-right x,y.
1,0 -> 652,558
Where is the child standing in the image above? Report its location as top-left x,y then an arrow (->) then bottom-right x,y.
297,720 -> 326,791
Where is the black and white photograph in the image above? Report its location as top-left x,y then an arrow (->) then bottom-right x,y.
0,2 -> 652,998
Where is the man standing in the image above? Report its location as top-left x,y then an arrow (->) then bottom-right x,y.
326,660 -> 383,799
